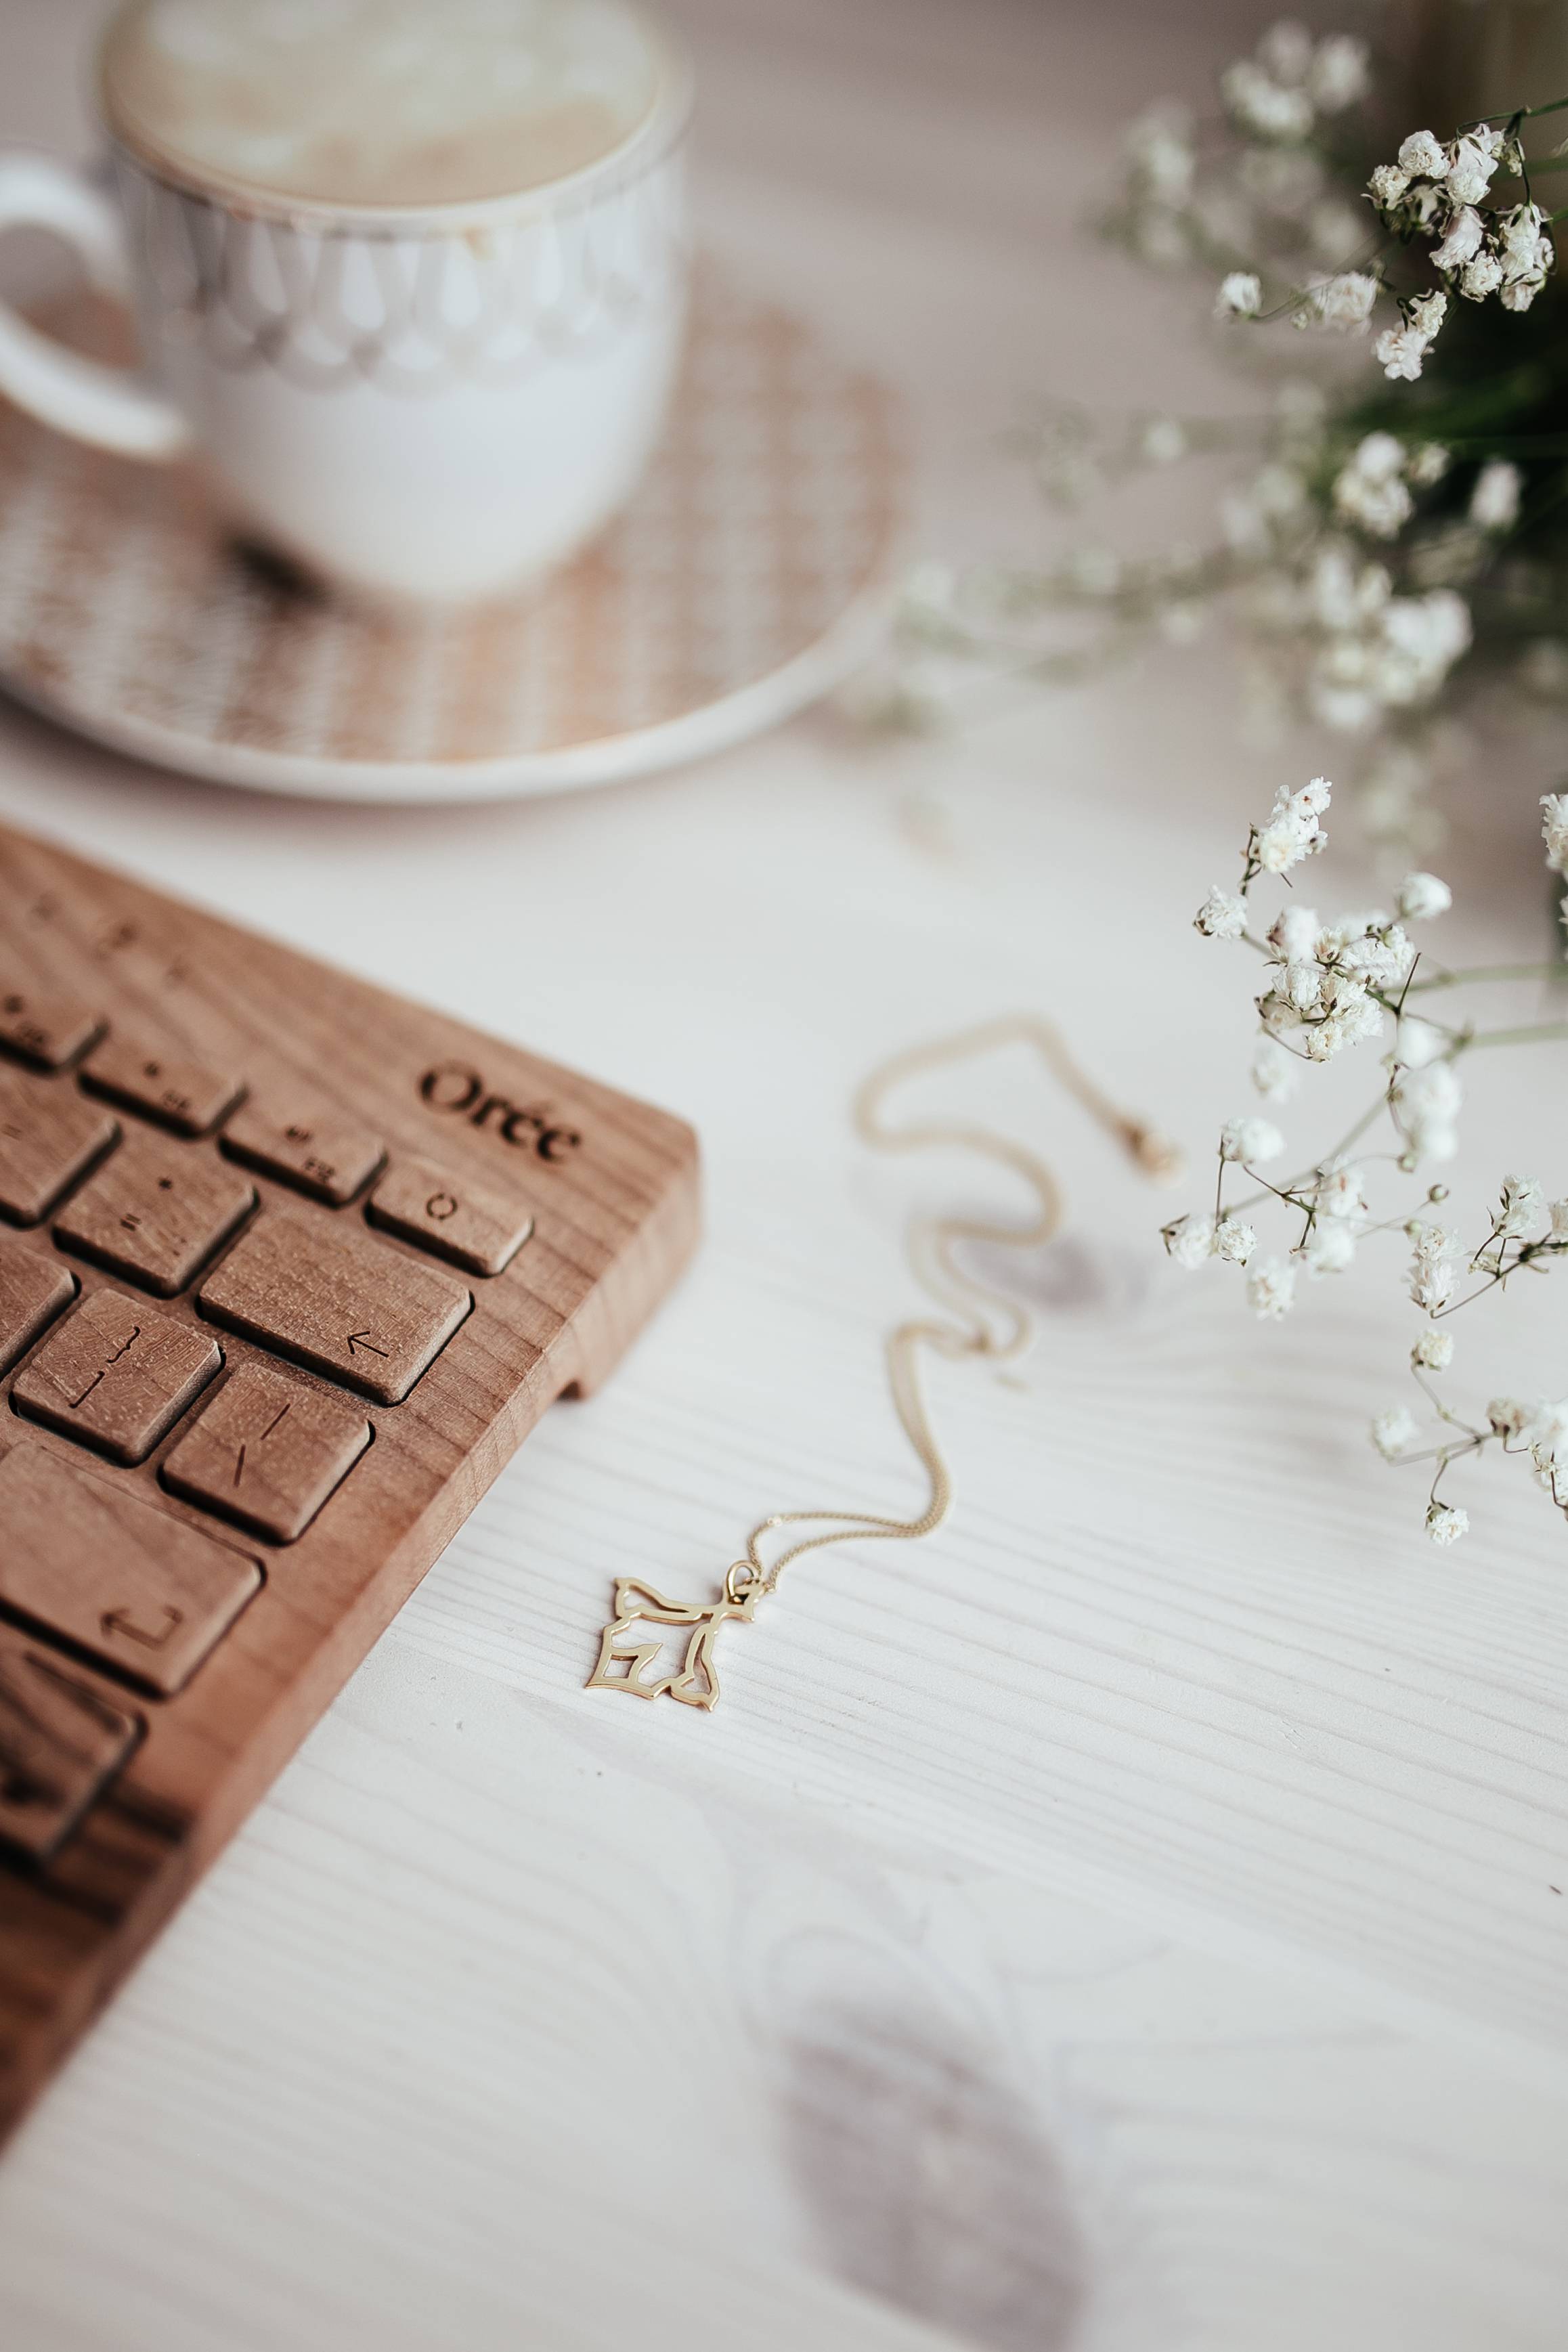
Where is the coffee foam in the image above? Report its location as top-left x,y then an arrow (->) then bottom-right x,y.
102,0 -> 665,209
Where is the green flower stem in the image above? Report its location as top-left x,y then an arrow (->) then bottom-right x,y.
1406,962 -> 1568,993
1462,1022 -> 1568,1048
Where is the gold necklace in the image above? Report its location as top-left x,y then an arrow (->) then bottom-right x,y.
587,1016 -> 1177,1710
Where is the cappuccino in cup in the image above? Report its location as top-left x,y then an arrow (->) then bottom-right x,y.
0,0 -> 691,601
100,0 -> 664,208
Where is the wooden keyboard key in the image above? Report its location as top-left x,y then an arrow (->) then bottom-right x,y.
0,983 -> 104,1072
221,1097 -> 384,1206
0,1624 -> 141,1860
0,1443 -> 260,1698
13,1288 -> 221,1465
55,1130 -> 255,1297
0,1242 -> 75,1374
0,1068 -> 118,1227
83,1036 -> 244,1137
367,1154 -> 534,1277
199,1211 -> 471,1406
162,1362 -> 370,1542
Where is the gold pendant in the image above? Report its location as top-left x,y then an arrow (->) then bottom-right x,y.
586,1565 -> 763,1709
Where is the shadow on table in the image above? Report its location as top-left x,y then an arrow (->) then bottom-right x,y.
779,2001 -> 1088,2350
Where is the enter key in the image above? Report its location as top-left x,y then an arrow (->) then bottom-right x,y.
198,1211 -> 471,1406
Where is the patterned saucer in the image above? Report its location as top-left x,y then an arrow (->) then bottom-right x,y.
0,273 -> 902,801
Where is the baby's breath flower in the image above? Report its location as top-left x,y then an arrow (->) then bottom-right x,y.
1395,871 -> 1451,921
1525,1401 -> 1568,1479
1396,130 -> 1447,179
1408,290 -> 1449,339
1549,1198 -> 1568,1241
1471,460 -> 1522,532
1255,775 -> 1330,874
1308,34 -> 1368,114
1336,922 -> 1414,990
1214,1215 -> 1257,1264
1315,1160 -> 1368,1221
1216,271 -> 1263,321
1540,792 -> 1568,873
1371,1405 -> 1417,1458
1393,1060 -> 1462,1160
1410,1250 -> 1456,1310
1141,417 -> 1188,464
1257,818 -> 1311,873
1251,1035 -> 1300,1101
1496,203 -> 1553,308
1367,162 -> 1410,211
1372,325 -> 1431,383
1433,205 -> 1485,272
1267,902 -> 1320,959
1333,435 -> 1414,534
1345,433 -> 1404,481
1158,602 -> 1204,645
1425,1500 -> 1469,1545
1460,251 -> 1504,301
1257,20 -> 1313,85
1500,271 -> 1546,313
1221,1115 -> 1284,1164
1194,885 -> 1248,940
1497,1173 -> 1544,1237
1222,58 -> 1313,142
1445,130 -> 1502,207
1311,271 -> 1378,332
1303,1219 -> 1355,1273
1488,1396 -> 1536,1437
1376,588 -> 1472,699
1164,1213 -> 1215,1269
1124,103 -> 1196,205
1412,1328 -> 1453,1370
1246,1255 -> 1296,1318
1304,986 -> 1384,1059
1407,443 -> 1450,487
1394,1012 -> 1445,1068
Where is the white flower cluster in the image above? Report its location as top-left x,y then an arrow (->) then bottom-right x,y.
1391,1058 -> 1462,1161
1363,124 -> 1554,379
1257,892 -> 1425,1066
1471,458 -> 1523,532
1309,269 -> 1380,333
1171,773 -> 1471,1332
1255,773 -> 1330,873
1221,22 -> 1370,146
1542,791 -> 1568,931
1289,533 -> 1473,737
1373,290 -> 1448,383
1484,1391 -> 1568,1508
1378,1177 -> 1568,1540
1407,1220 -> 1456,1309
1173,763 -> 1568,1552
1216,271 -> 1263,320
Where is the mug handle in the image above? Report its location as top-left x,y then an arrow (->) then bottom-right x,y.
0,152 -> 189,460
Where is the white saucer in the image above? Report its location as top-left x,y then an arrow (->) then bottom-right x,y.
0,273 -> 903,802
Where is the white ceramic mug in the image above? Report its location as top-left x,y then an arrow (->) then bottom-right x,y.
0,24 -> 691,604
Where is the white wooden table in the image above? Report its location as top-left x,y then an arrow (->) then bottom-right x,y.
0,4 -> 1565,2347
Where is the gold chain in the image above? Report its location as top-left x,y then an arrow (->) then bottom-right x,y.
587,1016 -> 1178,1709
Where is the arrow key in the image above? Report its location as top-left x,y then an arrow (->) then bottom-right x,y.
197,1210 -> 471,1405
0,1443 -> 260,1697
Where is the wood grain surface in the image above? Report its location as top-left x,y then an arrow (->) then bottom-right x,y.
0,820 -> 699,2139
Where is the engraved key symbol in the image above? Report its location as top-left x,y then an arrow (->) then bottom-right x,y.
233,1399 -> 292,1488
163,1363 -> 371,1542
100,1602 -> 183,1651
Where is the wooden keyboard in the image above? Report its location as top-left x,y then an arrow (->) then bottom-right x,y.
0,820 -> 699,2143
